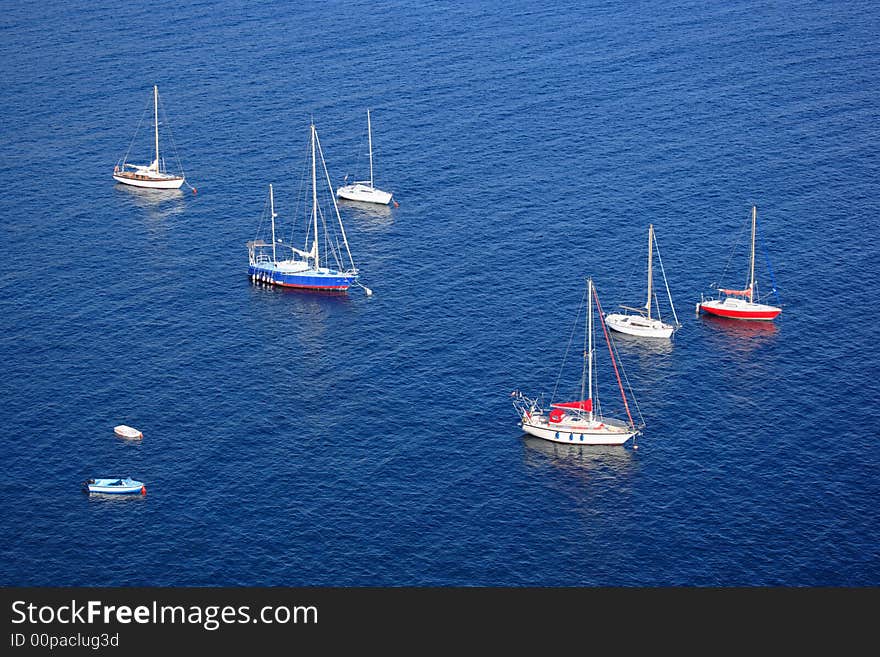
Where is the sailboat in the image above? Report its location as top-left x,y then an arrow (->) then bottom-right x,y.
605,224 -> 681,339
113,85 -> 186,190
511,278 -> 644,446
337,109 -> 393,205
697,205 -> 781,321
247,122 -> 370,295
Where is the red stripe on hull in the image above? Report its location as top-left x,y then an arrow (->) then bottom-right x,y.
700,305 -> 780,320
274,282 -> 350,290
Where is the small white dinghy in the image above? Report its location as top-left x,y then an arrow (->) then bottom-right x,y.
83,477 -> 146,495
114,425 -> 143,439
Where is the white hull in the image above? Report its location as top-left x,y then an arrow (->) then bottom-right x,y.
88,484 -> 144,494
83,477 -> 145,495
337,183 -> 392,205
520,416 -> 637,446
512,278 -> 642,448
114,425 -> 143,439
113,173 -> 185,189
604,313 -> 674,339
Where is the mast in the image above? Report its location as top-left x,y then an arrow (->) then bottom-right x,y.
594,283 -> 637,430
315,129 -> 357,272
153,85 -> 160,173
748,205 -> 757,303
269,184 -> 277,264
587,278 -> 594,423
311,123 -> 319,267
645,224 -> 654,318
367,109 -> 374,188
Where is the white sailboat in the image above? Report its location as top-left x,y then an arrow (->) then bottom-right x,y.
605,224 -> 681,339
113,85 -> 186,190
697,205 -> 782,321
512,278 -> 643,447
337,109 -> 393,205
247,122 -> 370,295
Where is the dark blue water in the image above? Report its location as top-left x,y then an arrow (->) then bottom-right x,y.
1,0 -> 878,586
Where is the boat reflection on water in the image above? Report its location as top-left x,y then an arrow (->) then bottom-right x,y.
115,184 -> 187,221
337,198 -> 395,229
606,328 -> 674,357
85,491 -> 148,504
700,313 -> 779,355
248,277 -> 353,343
521,435 -> 637,482
249,277 -> 355,309
700,313 -> 779,333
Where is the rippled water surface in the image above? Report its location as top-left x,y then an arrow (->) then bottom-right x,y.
1,0 -> 878,586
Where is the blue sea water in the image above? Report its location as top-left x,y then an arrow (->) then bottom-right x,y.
1,0 -> 878,586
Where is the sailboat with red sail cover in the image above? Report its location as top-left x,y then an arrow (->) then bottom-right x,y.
697,205 -> 782,321
511,278 -> 643,446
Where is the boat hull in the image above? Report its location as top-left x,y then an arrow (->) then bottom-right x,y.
604,313 -> 674,338
248,264 -> 356,291
114,425 -> 143,439
699,298 -> 781,321
520,417 -> 637,446
113,172 -> 185,190
337,183 -> 392,205
83,478 -> 145,495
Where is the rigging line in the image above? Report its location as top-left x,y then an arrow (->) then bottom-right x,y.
580,279 -> 589,404
606,317 -> 645,427
317,204 -> 330,266
351,118 -> 369,182
653,230 -> 681,327
314,185 -> 336,268
253,187 -> 271,243
551,285 -> 586,404
590,313 -> 603,421
118,93 -> 152,166
288,135 -> 311,247
592,283 -> 637,429
157,93 -> 187,180
297,129 -> 317,252
315,129 -> 357,271
713,208 -> 751,288
758,229 -> 781,303
611,328 -> 645,427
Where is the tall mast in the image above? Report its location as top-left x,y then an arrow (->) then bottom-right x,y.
153,85 -> 160,172
311,123 -> 319,267
645,224 -> 654,319
269,184 -> 277,264
367,109 -> 374,188
587,278 -> 594,423
749,205 -> 757,303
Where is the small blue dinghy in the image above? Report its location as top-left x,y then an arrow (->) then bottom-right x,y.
82,477 -> 146,495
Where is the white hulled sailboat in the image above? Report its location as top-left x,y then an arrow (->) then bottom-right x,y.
605,224 -> 681,339
337,109 -> 393,205
113,85 -> 186,190
512,278 -> 643,446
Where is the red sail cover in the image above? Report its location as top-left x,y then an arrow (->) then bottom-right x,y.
550,400 -> 592,412
719,287 -> 751,297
